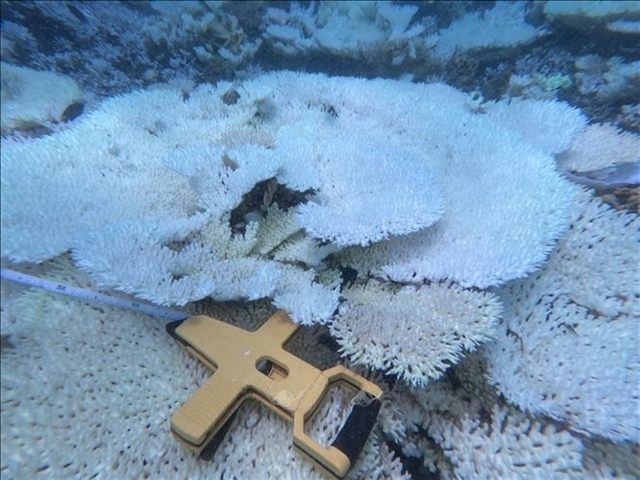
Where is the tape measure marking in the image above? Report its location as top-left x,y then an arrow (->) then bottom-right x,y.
1,268 -> 189,321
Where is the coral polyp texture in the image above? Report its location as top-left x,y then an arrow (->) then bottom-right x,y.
330,281 -> 501,387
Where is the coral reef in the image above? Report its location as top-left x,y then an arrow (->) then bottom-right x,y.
1,1 -> 638,478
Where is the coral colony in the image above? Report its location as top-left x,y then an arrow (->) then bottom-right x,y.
1,1 -> 639,478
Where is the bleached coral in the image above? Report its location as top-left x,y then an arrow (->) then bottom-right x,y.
391,378 -> 588,479
330,281 -> 501,387
582,439 -> 640,478
272,232 -> 337,268
265,1 -> 548,66
483,97 -> 587,155
0,259 -> 211,478
2,3 -> 638,478
574,55 -> 640,103
71,214 -> 339,324
432,2 -> 546,61
0,261 -> 392,478
253,205 -> 302,256
431,403 -> 586,479
484,191 -> 640,442
278,129 -> 445,247
263,1 -> 425,63
526,189 -> 638,317
271,266 -> 340,325
378,337 -> 640,478
163,143 -> 281,217
558,122 -> 640,172
485,294 -> 639,443
2,71 -> 581,322
350,435 -> 410,480
1,87 -> 199,263
0,76 -> 338,323
1,62 -> 83,133
338,93 -> 580,288
72,217 -> 218,306
607,18 -> 640,34
544,0 -> 640,33
2,66 -> 599,477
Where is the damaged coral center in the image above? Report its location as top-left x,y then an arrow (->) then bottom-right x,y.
1,1 -> 638,479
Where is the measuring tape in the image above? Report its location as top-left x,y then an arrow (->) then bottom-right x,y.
0,268 -> 189,321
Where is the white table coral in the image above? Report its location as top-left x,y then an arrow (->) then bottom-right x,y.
2,71 -> 582,323
330,281 -> 501,387
484,191 -> 640,442
0,62 -> 83,133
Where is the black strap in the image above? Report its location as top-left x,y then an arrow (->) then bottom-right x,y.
331,395 -> 381,473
